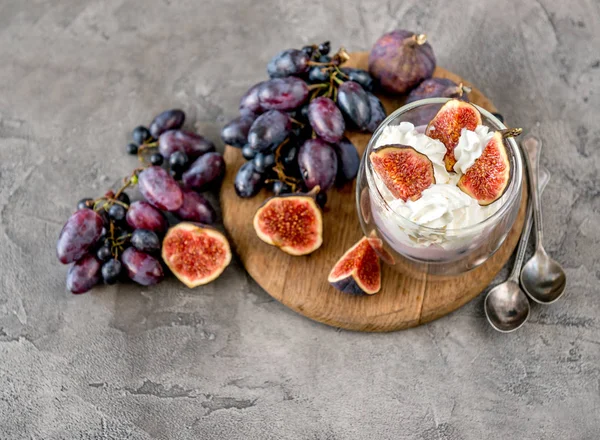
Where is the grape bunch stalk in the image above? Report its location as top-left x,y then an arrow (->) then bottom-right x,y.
58,109 -> 227,294
221,41 -> 387,205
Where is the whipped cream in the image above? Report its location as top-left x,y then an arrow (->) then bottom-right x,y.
376,122 -> 452,184
453,125 -> 495,174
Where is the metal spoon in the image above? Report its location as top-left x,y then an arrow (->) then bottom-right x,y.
485,166 -> 550,332
520,135 -> 567,304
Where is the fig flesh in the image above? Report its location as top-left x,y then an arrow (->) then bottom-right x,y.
426,99 -> 482,172
253,193 -> 323,256
162,222 -> 232,288
370,145 -> 435,202
458,131 -> 511,205
368,30 -> 436,94
328,237 -> 381,295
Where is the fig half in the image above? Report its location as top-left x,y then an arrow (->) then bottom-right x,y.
161,222 -> 232,287
253,193 -> 323,256
426,99 -> 482,172
328,237 -> 381,295
458,131 -> 511,206
370,145 -> 435,202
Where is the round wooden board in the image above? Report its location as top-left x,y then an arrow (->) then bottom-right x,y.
220,52 -> 527,332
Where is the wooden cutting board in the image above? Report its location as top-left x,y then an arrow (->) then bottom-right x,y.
220,52 -> 527,332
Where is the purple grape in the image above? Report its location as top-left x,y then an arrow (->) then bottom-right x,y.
308,97 -> 345,143
181,152 -> 225,190
258,77 -> 308,111
121,247 -> 164,286
234,161 -> 263,198
341,68 -> 374,91
336,81 -> 371,131
174,190 -> 216,224
365,92 -> 386,132
220,116 -> 255,148
126,201 -> 168,234
158,130 -> 215,159
57,209 -> 105,264
138,166 -> 184,211
298,138 -> 338,191
247,110 -> 291,152
130,229 -> 161,254
267,49 -> 310,78
66,254 -> 102,294
333,137 -> 360,183
239,82 -> 265,116
149,109 -> 185,139
308,66 -> 330,83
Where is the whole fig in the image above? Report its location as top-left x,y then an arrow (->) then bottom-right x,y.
368,30 -> 436,94
406,78 -> 469,104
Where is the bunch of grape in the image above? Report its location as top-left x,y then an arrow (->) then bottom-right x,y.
57,109 -> 225,294
221,42 -> 386,205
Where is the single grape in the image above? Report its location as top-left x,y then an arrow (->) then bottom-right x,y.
126,143 -> 138,155
57,209 -> 105,264
298,104 -> 310,122
131,229 -> 161,253
365,92 -> 386,132
66,254 -> 102,294
117,192 -> 130,206
258,78 -> 308,111
301,45 -> 314,57
121,247 -> 164,286
308,66 -> 330,83
108,204 -> 127,222
77,198 -> 94,210
308,97 -> 345,143
137,166 -> 184,211
158,130 -> 215,160
247,110 -> 291,152
149,109 -> 185,139
340,68 -> 374,91
221,116 -> 255,148
150,153 -> 164,166
298,138 -> 338,191
336,81 -> 371,131
252,152 -> 275,174
316,191 -> 327,208
96,245 -> 112,262
242,144 -> 257,160
101,259 -> 122,285
234,161 -> 263,198
126,201 -> 168,234
174,190 -> 216,224
318,55 -> 332,63
282,144 -> 298,167
169,151 -> 189,173
239,81 -> 265,117
181,152 -> 225,190
333,137 -> 360,184
267,49 -> 310,78
318,41 -> 331,55
272,180 -> 291,195
132,126 -> 152,145
169,169 -> 182,180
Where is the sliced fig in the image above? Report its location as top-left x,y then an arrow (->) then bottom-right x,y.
370,145 -> 435,202
425,99 -> 482,172
458,131 -> 511,206
328,237 -> 381,295
253,193 -> 323,256
161,222 -> 232,288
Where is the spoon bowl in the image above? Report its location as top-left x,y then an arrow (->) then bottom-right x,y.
520,248 -> 566,304
485,280 -> 531,332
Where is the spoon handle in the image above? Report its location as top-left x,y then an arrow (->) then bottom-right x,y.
509,166 -> 550,281
521,135 -> 544,247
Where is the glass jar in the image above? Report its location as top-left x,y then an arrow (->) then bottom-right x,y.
356,98 -> 524,277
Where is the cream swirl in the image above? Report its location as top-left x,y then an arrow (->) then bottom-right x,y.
453,125 -> 495,174
376,122 -> 451,184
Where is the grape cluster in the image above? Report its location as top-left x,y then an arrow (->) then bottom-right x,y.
58,109 -> 225,294
222,42 -> 386,204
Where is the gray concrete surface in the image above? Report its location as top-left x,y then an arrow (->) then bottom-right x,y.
0,0 -> 599,438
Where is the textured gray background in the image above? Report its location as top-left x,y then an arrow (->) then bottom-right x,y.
0,0 -> 599,439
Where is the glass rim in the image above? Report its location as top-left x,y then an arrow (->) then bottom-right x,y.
360,97 -> 524,234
